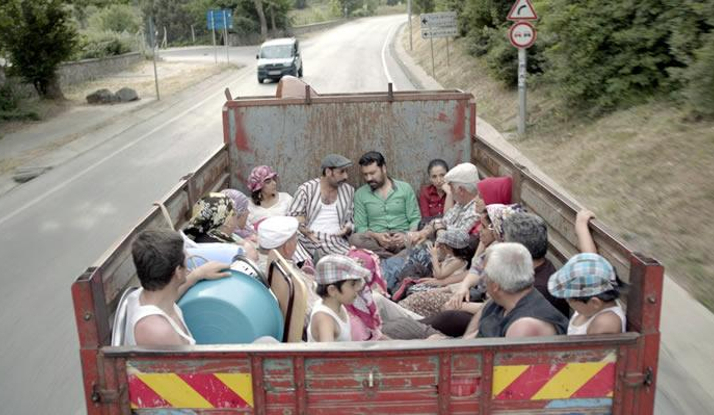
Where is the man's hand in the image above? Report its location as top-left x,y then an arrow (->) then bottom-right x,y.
446,287 -> 470,310
305,230 -> 320,243
371,232 -> 392,247
427,333 -> 449,340
389,232 -> 406,249
473,196 -> 486,214
441,182 -> 451,195
336,225 -> 352,237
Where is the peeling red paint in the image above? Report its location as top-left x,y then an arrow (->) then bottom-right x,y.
452,101 -> 466,142
234,110 -> 251,151
437,112 -> 449,122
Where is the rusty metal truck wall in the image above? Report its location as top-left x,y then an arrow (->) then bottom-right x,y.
223,92 -> 475,195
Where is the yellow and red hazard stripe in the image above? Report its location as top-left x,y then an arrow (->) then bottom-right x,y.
492,353 -> 616,401
128,370 -> 253,409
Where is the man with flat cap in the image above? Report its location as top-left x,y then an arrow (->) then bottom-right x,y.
288,153 -> 355,263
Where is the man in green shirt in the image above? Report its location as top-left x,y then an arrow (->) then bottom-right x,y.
349,151 -> 421,258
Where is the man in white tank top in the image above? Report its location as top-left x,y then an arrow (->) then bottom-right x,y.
308,255 -> 370,342
125,229 -> 230,346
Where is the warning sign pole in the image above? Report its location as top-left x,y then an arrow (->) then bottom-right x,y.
518,48 -> 527,136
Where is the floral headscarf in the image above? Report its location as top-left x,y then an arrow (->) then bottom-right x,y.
485,203 -> 524,239
247,165 -> 278,192
221,189 -> 254,239
183,193 -> 238,243
345,249 -> 387,332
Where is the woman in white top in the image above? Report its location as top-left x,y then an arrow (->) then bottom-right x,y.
247,165 -> 294,225
125,229 -> 229,346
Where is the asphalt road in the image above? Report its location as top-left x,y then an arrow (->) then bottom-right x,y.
0,14 -> 712,414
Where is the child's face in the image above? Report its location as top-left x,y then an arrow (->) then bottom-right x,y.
331,279 -> 365,305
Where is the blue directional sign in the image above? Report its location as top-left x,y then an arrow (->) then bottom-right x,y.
207,9 -> 233,30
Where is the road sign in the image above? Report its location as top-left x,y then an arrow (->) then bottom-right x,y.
421,26 -> 458,39
509,21 -> 537,49
207,9 -> 233,30
507,0 -> 538,21
420,11 -> 457,28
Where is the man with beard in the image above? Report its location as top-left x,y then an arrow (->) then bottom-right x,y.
349,151 -> 421,258
289,154 -> 356,263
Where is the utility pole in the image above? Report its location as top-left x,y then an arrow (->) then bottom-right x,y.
223,10 -> 229,63
149,17 -> 160,100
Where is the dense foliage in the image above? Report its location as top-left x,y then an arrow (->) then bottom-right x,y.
434,0 -> 714,118
0,0 -> 79,98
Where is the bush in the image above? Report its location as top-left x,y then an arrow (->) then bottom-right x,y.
540,0 -> 674,115
87,4 -> 142,34
76,30 -> 135,60
0,0 -> 79,98
0,82 -> 19,112
683,31 -> 714,118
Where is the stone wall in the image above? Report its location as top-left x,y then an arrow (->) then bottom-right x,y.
288,19 -> 347,36
57,52 -> 143,87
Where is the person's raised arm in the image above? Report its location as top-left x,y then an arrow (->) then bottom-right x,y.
442,183 -> 454,212
575,209 -> 598,253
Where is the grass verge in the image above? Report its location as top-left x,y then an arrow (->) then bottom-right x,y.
402,19 -> 714,311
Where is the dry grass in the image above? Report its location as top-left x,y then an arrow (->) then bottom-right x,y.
403,19 -> 714,310
64,60 -> 237,104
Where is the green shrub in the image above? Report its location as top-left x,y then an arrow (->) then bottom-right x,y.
0,0 -> 79,98
683,31 -> 714,118
87,4 -> 142,34
0,82 -> 19,112
77,30 -> 135,60
540,0 -> 674,115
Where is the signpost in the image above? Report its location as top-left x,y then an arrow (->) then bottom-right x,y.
207,9 -> 233,64
420,11 -> 457,78
507,0 -> 538,137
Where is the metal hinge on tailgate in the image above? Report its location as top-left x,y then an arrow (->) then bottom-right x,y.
624,367 -> 653,388
91,383 -> 126,404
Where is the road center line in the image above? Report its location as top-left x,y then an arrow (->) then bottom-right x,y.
0,69 -> 251,228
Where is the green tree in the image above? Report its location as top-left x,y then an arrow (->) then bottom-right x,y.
540,0 -> 674,115
0,0 -> 79,99
88,4 -> 142,33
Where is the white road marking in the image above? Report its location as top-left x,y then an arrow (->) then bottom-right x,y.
0,69 -> 252,228
381,21 -> 399,91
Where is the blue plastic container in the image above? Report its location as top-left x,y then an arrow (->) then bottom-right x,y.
178,269 -> 283,344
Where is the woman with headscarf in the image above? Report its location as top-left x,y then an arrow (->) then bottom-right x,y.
183,193 -> 243,244
345,249 -> 389,341
221,189 -> 257,243
247,165 -> 294,225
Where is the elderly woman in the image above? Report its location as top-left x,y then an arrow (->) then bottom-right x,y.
183,192 -> 259,262
183,193 -> 242,244
247,165 -> 294,225
221,189 -> 257,243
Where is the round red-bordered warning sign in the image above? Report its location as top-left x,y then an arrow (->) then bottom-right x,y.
509,21 -> 537,49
